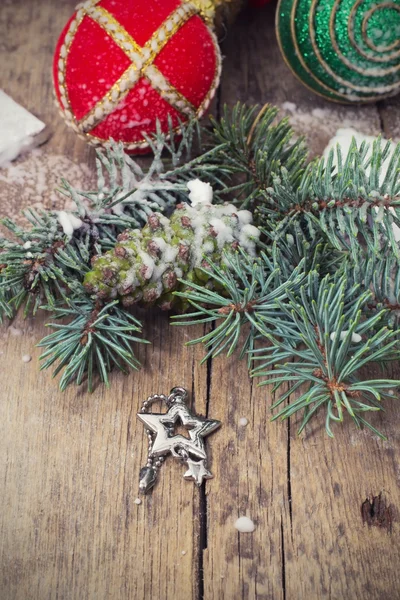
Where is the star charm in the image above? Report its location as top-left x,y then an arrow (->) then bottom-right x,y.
183,458 -> 213,486
137,401 -> 221,461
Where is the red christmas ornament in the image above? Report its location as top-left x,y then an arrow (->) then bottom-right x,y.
53,0 -> 221,153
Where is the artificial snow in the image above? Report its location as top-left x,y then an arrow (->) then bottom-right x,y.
134,498 -> 142,505
58,211 -> 83,237
281,101 -> 297,114
236,210 -> 253,225
187,179 -> 213,206
330,331 -> 362,343
234,516 -> 255,533
239,417 -> 248,427
137,250 -> 155,279
209,217 -> 234,248
0,90 -> 47,166
22,354 -> 32,363
0,149 -> 94,221
239,223 -> 261,253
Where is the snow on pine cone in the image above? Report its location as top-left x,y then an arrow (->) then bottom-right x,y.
84,201 -> 261,310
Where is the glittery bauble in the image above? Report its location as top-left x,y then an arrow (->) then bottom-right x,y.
53,0 -> 221,153
276,0 -> 400,103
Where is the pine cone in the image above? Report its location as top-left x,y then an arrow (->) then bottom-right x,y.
84,201 -> 260,310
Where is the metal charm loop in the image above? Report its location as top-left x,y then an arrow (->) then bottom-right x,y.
167,386 -> 188,405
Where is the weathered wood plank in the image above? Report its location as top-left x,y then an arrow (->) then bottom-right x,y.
1,1 -> 400,600
379,97 -> 400,141
203,355 -> 288,600
204,4 -> 400,600
0,310 -> 208,600
0,2 -> 206,599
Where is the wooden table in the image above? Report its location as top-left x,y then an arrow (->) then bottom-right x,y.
1,2 -> 400,599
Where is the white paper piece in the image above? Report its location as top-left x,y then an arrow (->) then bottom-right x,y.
0,89 -> 46,166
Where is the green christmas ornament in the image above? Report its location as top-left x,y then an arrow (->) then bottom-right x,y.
84,190 -> 261,310
276,0 -> 400,103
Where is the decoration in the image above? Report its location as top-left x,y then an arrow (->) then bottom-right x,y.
276,0 -> 400,103
137,387 -> 221,493
84,194 -> 260,310
53,0 -> 221,152
1,103 -> 400,438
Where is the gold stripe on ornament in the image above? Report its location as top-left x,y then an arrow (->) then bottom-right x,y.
196,26 -> 221,116
143,3 -> 198,60
78,3 -> 199,133
86,5 -> 145,58
190,0 -> 216,25
144,65 -> 196,117
348,1 -> 400,61
57,9 -> 87,128
86,25 -> 221,151
78,65 -> 141,133
328,0 -> 400,77
288,0 -> 360,101
361,2 -> 400,56
309,0 -> 364,93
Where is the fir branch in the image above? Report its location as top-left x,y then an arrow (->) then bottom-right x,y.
348,252 -> 400,329
251,272 -> 400,438
2,102 -> 400,416
259,139 -> 400,262
38,299 -> 149,391
171,250 -> 305,363
59,120 -> 228,236
0,276 -> 13,323
206,103 -> 308,211
0,223 -> 69,316
263,222 -> 343,277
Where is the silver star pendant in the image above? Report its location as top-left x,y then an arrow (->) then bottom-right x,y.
183,459 -> 213,486
137,387 -> 221,493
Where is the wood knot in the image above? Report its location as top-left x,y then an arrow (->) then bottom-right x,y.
361,493 -> 394,534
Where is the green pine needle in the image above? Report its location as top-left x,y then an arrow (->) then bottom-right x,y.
206,103 -> 308,211
172,250 -> 305,364
251,272 -> 400,438
38,299 -> 149,392
1,102 -> 400,421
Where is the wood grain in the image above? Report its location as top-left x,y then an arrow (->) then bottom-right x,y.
1,1 -> 400,599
